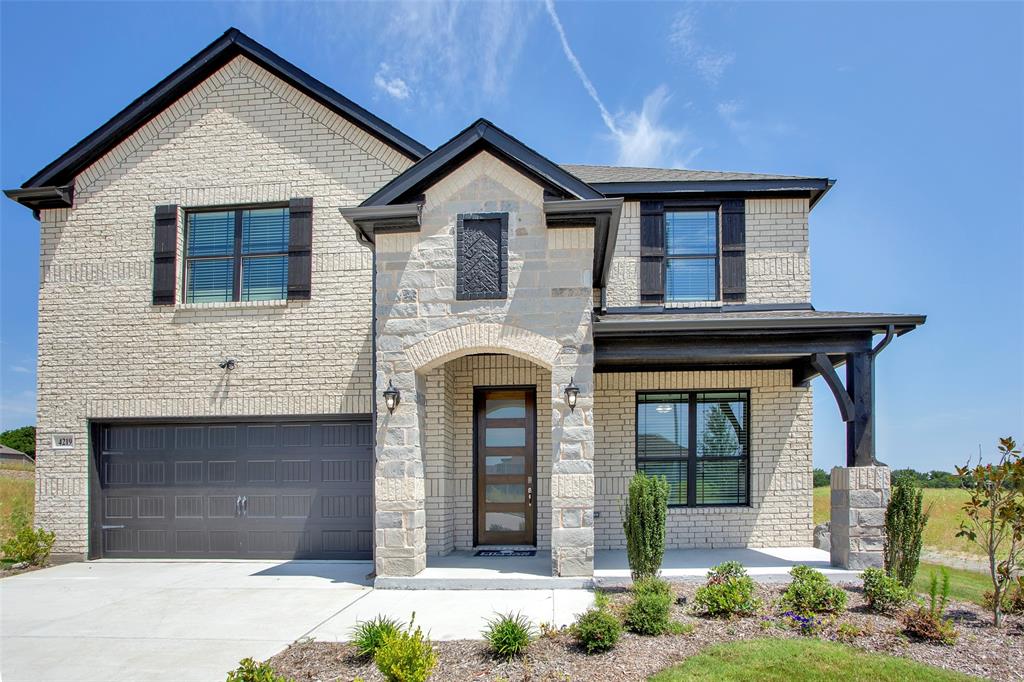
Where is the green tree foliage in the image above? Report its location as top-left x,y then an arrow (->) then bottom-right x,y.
622,471 -> 669,581
884,478 -> 930,588
813,468 -> 831,488
0,426 -> 35,458
956,436 -> 1024,627
700,405 -> 739,456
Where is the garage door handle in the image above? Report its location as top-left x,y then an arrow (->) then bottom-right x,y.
241,496 -> 248,516
102,525 -> 125,530
235,496 -> 242,517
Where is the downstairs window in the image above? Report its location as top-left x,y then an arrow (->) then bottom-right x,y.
636,391 -> 750,507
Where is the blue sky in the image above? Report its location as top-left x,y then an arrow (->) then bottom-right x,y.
1,1 -> 1021,471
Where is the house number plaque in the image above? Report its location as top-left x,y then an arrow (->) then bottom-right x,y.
51,434 -> 75,449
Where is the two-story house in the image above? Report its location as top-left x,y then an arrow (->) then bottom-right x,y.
6,29 -> 924,581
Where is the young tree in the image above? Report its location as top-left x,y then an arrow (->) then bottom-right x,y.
622,472 -> 669,581
884,478 -> 930,587
956,437 -> 1024,627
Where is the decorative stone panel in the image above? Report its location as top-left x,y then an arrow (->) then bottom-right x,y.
830,465 -> 890,569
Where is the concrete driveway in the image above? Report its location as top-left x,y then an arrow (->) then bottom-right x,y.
0,561 -> 593,682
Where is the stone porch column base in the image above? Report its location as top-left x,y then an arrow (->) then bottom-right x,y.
830,465 -> 890,570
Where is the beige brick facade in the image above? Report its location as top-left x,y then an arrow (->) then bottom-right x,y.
34,55 -> 412,555
594,370 -> 814,549
604,198 -> 811,307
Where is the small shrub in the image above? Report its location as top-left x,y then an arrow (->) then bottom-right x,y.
375,615 -> 437,682
1,525 -> 56,566
225,658 -> 291,682
625,584 -> 672,635
483,612 -> 533,660
666,621 -> 695,635
593,589 -> 611,610
861,567 -> 913,614
622,472 -> 669,580
901,569 -> 958,645
350,615 -> 403,659
572,608 -> 622,653
692,561 -> 762,618
835,621 -> 869,643
884,478 -> 930,588
983,577 -> 1024,615
780,565 -> 848,616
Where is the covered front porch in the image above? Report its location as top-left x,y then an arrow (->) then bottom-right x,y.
374,547 -> 860,589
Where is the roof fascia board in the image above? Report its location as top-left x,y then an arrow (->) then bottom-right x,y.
339,203 -> 421,243
544,198 -> 622,287
590,178 -> 836,210
362,120 -> 603,207
19,29 -> 428,190
593,313 -> 926,336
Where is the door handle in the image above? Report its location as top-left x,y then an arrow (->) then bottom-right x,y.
527,487 -> 533,507
242,496 -> 248,516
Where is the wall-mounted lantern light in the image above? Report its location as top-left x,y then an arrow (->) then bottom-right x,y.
564,377 -> 580,413
383,380 -> 401,414
218,358 -> 236,371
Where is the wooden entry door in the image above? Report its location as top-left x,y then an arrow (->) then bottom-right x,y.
475,387 -> 536,545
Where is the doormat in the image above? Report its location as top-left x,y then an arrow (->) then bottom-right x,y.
474,549 -> 536,557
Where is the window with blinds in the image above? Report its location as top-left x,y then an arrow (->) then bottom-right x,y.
665,210 -> 718,302
185,207 -> 289,303
636,391 -> 749,507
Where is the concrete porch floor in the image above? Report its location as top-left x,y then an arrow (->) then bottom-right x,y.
374,547 -> 861,589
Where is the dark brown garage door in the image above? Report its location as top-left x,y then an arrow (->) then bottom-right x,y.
91,419 -> 373,559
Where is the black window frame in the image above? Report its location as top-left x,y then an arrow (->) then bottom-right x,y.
183,202 -> 290,304
663,206 -> 721,303
635,389 -> 751,508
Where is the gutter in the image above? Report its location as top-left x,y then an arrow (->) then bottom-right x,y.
339,203 -> 422,243
543,197 -> 622,288
4,185 -> 74,215
593,313 -> 927,337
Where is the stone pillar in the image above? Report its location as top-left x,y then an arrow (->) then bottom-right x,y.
550,347 -> 595,577
373,369 -> 427,577
830,465 -> 889,569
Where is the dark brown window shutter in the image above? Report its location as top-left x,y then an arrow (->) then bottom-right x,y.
288,198 -> 313,300
152,205 -> 178,305
721,199 -> 746,302
639,201 -> 665,303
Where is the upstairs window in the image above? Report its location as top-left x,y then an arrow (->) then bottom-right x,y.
636,391 -> 749,507
185,207 -> 289,303
665,210 -> 718,302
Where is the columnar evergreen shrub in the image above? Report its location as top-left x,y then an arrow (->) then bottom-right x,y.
884,478 -> 929,588
622,472 -> 669,581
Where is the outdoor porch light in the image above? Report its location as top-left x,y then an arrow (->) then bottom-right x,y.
383,380 -> 401,414
564,377 -> 580,412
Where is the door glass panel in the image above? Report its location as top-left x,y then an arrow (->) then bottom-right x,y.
485,456 -> 525,475
486,483 -> 525,503
485,512 -> 526,532
485,427 -> 525,447
485,397 -> 526,419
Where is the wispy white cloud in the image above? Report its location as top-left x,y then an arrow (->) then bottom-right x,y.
9,365 -> 31,374
717,99 -> 794,147
669,9 -> 735,85
373,63 -> 411,101
543,0 -> 696,168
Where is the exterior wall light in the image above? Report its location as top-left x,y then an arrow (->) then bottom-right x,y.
564,377 -> 580,412
218,358 -> 236,371
383,380 -> 401,414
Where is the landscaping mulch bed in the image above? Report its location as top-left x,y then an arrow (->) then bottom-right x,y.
269,581 -> 1024,682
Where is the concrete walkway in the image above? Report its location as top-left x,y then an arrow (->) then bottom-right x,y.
0,560 -> 594,682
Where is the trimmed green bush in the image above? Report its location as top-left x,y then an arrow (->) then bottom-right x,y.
375,615 -> 437,682
350,615 -> 403,659
692,561 -> 761,617
861,567 -> 913,614
884,478 -> 929,588
572,608 -> 622,653
622,472 -> 669,580
482,611 -> 533,660
1,499 -> 55,566
780,565 -> 848,616
225,658 -> 291,682
626,578 -> 673,635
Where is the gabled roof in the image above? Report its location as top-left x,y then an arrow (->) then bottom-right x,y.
361,119 -> 604,206
17,28 -> 429,192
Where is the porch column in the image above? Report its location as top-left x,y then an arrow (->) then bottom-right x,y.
373,369 -> 427,577
830,465 -> 889,569
550,347 -> 595,577
846,351 -> 877,467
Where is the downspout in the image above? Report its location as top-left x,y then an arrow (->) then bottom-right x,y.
870,324 -> 895,357
369,232 -> 378,579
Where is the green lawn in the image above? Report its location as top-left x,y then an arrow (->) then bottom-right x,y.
0,470 -> 34,541
914,561 -> 993,607
814,486 -> 988,558
650,638 -> 976,682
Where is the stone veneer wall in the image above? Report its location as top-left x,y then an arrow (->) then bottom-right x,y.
594,369 -> 813,549
373,150 -> 596,577
604,198 -> 811,308
33,55 -> 412,555
423,354 -> 553,555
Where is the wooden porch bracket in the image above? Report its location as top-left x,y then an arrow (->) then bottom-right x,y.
810,353 -> 855,423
